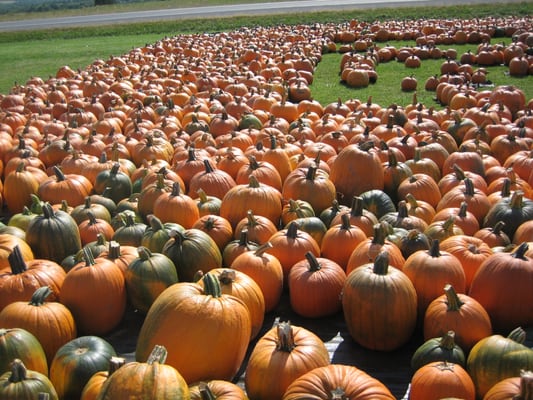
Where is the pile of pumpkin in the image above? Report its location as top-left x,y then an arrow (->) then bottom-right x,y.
0,13 -> 532,400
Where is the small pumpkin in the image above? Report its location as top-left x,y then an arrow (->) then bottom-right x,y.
0,359 -> 58,400
189,380 -> 248,400
409,361 -> 475,400
411,330 -> 466,371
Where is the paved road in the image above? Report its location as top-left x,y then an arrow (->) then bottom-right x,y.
0,0 -> 525,32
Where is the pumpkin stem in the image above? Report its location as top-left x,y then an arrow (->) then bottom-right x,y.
202,272 -> 222,298
108,356 -> 126,375
286,221 -> 299,239
254,241 -> 273,257
371,223 -> 387,245
330,387 -> 349,400
510,190 -> 524,209
512,242 -> 529,260
52,165 -> 67,182
349,196 -> 364,217
7,245 -> 29,275
517,370 -> 533,400
198,382 -> 217,400
429,238 -> 441,257
8,359 -> 27,383
508,327 -> 527,344
29,286 -> 52,306
305,165 -> 317,181
439,330 -> 458,350
147,214 -> 165,232
305,251 -> 321,272
340,213 -> 352,230
444,284 -> 464,311
82,246 -> 96,267
276,321 -> 296,352
372,252 -> 390,275
218,269 -> 236,285
137,246 -> 152,261
146,344 -> 168,365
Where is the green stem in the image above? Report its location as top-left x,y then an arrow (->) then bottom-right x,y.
29,286 -> 52,306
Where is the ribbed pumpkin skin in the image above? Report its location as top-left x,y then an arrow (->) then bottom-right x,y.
96,360 -> 190,400
468,243 -> 533,333
466,329 -> 533,399
135,279 -> 251,384
25,203 -> 82,263
0,328 -> 48,377
244,322 -> 330,400
282,364 -> 396,400
50,336 -> 117,400
342,253 -> 418,351
409,361 -> 475,400
189,380 -> 248,400
0,359 -> 58,400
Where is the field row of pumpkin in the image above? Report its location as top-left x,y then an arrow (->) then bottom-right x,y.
0,13 -> 532,400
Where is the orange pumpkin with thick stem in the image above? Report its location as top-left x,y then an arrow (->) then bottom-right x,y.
37,165 -> 93,207
80,356 -> 126,400
342,252 -> 417,351
136,273 -> 251,384
245,320 -> 330,400
423,284 -> 492,353
283,364 -> 395,400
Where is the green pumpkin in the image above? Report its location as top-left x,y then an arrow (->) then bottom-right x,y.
466,327 -> 533,399
25,202 -> 82,264
360,189 -> 396,219
483,190 -> 533,239
162,228 -> 222,282
411,331 -> 466,371
125,246 -> 179,313
0,328 -> 48,378
94,162 -> 133,204
111,212 -> 147,247
141,215 -> 185,254
50,336 -> 117,400
0,359 -> 58,400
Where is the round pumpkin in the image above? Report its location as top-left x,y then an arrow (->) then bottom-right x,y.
409,361 -> 475,400
0,359 -> 58,400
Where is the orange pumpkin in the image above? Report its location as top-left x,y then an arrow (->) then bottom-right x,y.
409,361 -> 475,400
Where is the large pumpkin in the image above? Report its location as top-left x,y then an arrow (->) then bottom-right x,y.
136,273 -> 251,383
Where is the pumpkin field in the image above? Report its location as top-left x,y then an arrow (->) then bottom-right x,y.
0,5 -> 533,400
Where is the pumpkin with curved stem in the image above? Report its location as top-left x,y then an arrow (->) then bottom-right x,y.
423,284 -> 492,353
162,228 -> 222,282
50,335 -> 117,400
483,190 -> 533,239
194,188 -> 222,217
37,165 -> 93,207
93,162 -> 132,204
136,273 -> 251,383
282,364 -> 395,400
3,162 -> 46,214
329,195 -> 379,237
288,252 -> 346,318
60,247 -> 127,336
235,156 -> 283,191
96,345 -> 190,399
469,242 -> 533,333
0,359 -> 58,400
0,286 -> 77,365
467,327 -> 533,399
124,246 -> 178,314
221,229 -> 259,267
403,239 -> 466,319
140,214 -> 184,253
473,220 -> 512,249
245,320 -> 330,400
411,331 -> 466,371
342,251 -> 417,351
0,328 -> 48,377
111,212 -> 147,247
409,361 -> 475,400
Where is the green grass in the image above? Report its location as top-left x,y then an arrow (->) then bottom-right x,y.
0,2 -> 531,106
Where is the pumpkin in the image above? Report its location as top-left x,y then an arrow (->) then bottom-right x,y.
411,330 -> 466,371
329,195 -> 379,237
423,284 -> 492,353
59,247 -> 127,336
136,273 -> 251,383
153,182 -> 200,228
409,361 -> 475,400
288,251 -> 346,318
219,175 -> 283,229
197,268 -> 264,341
37,165 -> 93,207
231,242 -> 283,312
483,190 -> 533,240
0,328 -> 48,377
221,229 -> 260,267
0,244 -> 65,311
282,364 -> 396,400
111,212 -> 147,247
96,345 -> 190,400
403,239 -> 466,319
244,320 -> 330,400
50,335 -> 117,400
192,214 -> 233,251
233,210 -> 278,245
189,380 -> 248,400
140,214 -> 184,253
25,202 -> 82,264
78,211 -> 115,245
162,228 -> 222,282
0,286 -> 77,365
329,141 -> 384,205
80,357 -> 126,400
0,231 -> 35,273
124,246 -> 178,314
468,242 -> 533,333
483,370 -> 533,400
342,251 -> 417,351
188,159 -> 236,200
2,162 -> 45,214
93,162 -> 133,204
466,327 -> 533,399
0,359 -> 58,400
